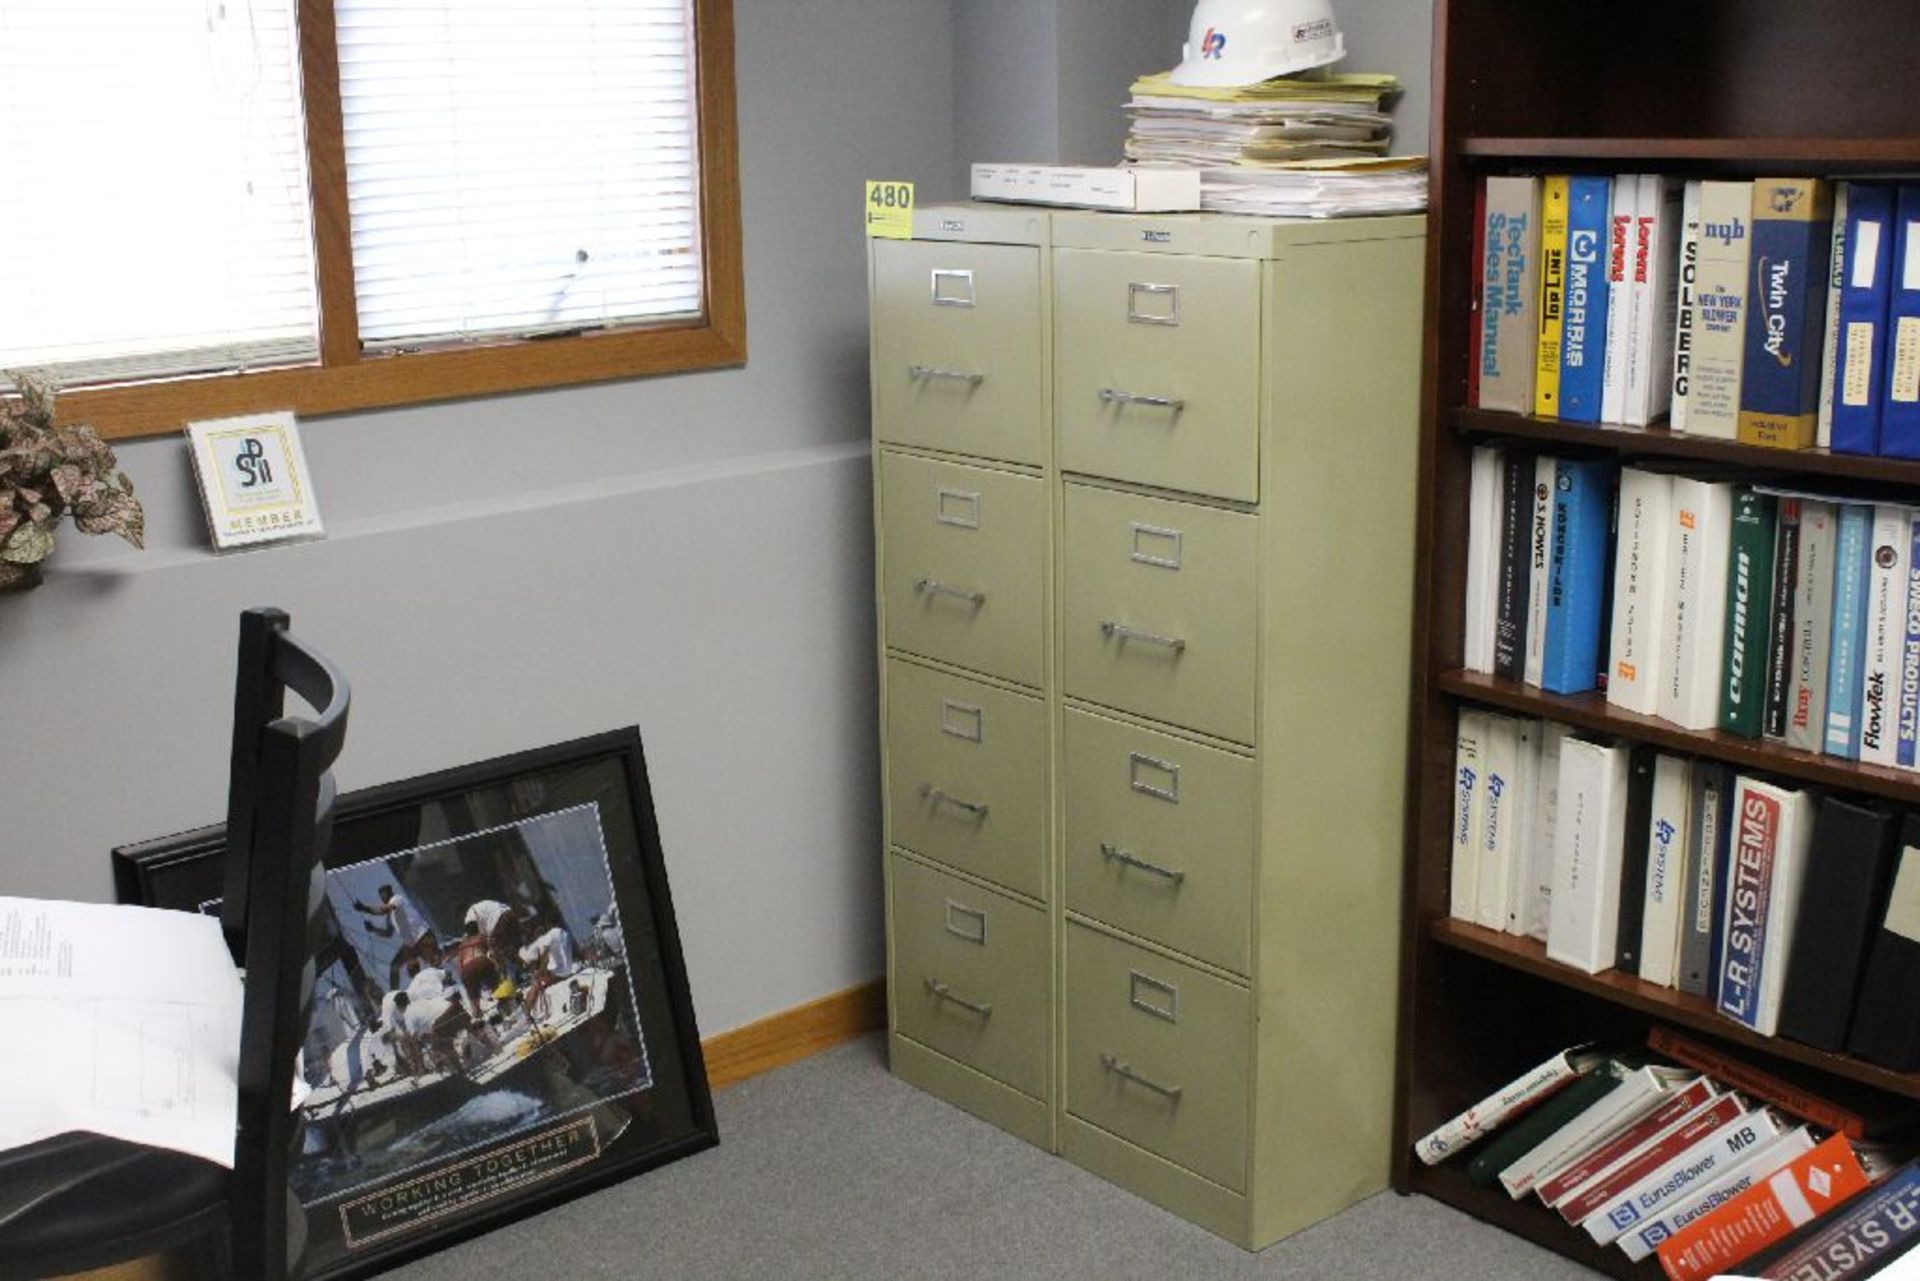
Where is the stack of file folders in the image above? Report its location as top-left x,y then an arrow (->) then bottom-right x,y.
1123,70 -> 1428,217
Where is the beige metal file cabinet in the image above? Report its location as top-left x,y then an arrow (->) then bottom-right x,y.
869,204 -> 1425,1249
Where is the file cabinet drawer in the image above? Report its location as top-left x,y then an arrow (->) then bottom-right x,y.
891,852 -> 1050,1101
1062,483 -> 1258,745
1063,707 -> 1255,975
1064,921 -> 1250,1192
886,658 -> 1048,901
1054,248 -> 1260,502
873,239 -> 1045,466
880,451 -> 1046,687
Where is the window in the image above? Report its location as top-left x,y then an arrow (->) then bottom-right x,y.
0,0 -> 741,439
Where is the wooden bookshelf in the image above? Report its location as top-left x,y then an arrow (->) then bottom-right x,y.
1395,2 -> 1920,1274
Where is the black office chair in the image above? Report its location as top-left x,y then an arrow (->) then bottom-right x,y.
0,607 -> 350,1280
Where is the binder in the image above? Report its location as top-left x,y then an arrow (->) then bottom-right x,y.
1541,458 -> 1614,694
1736,177 -> 1833,449
1777,796 -> 1898,1052
1845,814 -> 1920,1071
1535,177 -> 1571,418
1558,175 -> 1613,422
1881,185 -> 1920,459
1831,182 -> 1896,455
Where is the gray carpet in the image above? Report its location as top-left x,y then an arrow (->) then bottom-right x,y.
380,1034 -> 1604,1279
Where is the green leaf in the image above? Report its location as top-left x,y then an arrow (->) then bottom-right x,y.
2,520 -> 54,564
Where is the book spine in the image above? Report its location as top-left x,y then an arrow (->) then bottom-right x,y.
1543,459 -> 1613,694
1470,177 -> 1488,407
1706,765 -> 1736,1005
1860,505 -> 1911,767
1468,1071 -> 1623,1188
1608,468 -> 1673,714
1846,815 -> 1920,1072
1738,178 -> 1834,449
1826,504 -> 1874,758
1646,1024 -> 1873,1139
1413,1048 -> 1590,1165
1476,714 -> 1521,929
1742,1160 -> 1920,1280
1818,182 -> 1851,449
1602,174 -> 1637,424
1540,1077 -> 1717,1209
1622,1127 -> 1820,1266
1582,1110 -> 1783,1245
1661,479 -> 1734,731
1688,180 -> 1754,439
1629,175 -> 1684,426
1525,454 -> 1557,686
1671,180 -> 1704,433
1903,510 -> 1920,768
1557,1092 -> 1741,1224
1640,755 -> 1693,988
1548,738 -> 1630,974
1481,177 -> 1544,413
1779,797 -> 1899,1051
1616,747 -> 1659,976
1833,184 -> 1896,455
1786,501 -> 1837,752
1653,1132 -> 1868,1280
1527,722 -> 1570,940
1755,788 -> 1815,1037
1559,175 -> 1614,422
1536,176 -> 1571,417
1451,710 -> 1488,920
1763,499 -> 1803,739
1881,186 -> 1920,459
1719,777 -> 1783,1031
1494,451 -> 1535,679
1463,446 -> 1501,673
1677,762 -> 1726,997
1504,719 -> 1540,934
1721,489 -> 1779,738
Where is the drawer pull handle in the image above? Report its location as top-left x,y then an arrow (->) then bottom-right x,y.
1100,621 -> 1186,652
1099,387 -> 1184,413
915,577 -> 987,607
926,978 -> 993,1018
920,783 -> 990,818
910,364 -> 986,386
1099,1052 -> 1183,1100
1100,842 -> 1186,885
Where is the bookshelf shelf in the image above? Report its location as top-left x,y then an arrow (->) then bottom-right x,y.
1406,1162 -> 1653,1280
1447,408 -> 1920,488
1436,669 -> 1920,806
1398,4 -> 1920,1272
1460,136 -> 1920,168
1429,919 -> 1920,1101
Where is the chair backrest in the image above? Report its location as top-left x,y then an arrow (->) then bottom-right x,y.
217,608 -> 350,1278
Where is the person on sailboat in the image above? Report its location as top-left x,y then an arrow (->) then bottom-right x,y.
518,919 -> 581,1019
352,883 -> 443,989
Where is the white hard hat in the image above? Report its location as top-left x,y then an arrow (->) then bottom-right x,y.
1170,0 -> 1347,88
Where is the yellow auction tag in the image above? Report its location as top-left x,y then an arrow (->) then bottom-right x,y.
864,180 -> 915,239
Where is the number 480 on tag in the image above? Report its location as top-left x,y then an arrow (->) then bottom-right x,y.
864,180 -> 914,239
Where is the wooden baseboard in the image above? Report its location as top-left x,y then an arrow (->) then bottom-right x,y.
65,980 -> 888,1279
701,978 -> 887,1091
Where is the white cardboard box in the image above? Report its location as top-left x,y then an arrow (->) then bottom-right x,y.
970,163 -> 1201,212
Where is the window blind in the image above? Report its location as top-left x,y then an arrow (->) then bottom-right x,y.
0,0 -> 320,388
337,0 -> 705,350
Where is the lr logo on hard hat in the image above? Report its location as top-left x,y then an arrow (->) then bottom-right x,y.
1200,26 -> 1227,58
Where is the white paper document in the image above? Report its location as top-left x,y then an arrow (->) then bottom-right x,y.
0,897 -> 242,1167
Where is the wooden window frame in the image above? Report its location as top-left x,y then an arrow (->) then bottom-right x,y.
55,0 -> 743,442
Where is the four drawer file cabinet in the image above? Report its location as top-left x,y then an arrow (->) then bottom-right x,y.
868,203 -> 1426,1248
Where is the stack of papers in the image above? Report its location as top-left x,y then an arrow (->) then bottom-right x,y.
1200,156 -> 1430,219
1123,69 -> 1428,217
0,897 -> 242,1167
1124,70 -> 1398,167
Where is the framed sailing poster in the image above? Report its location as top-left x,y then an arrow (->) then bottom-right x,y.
113,729 -> 716,1280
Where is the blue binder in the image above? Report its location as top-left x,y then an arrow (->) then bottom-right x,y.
1557,176 -> 1613,423
1541,458 -> 1614,693
1881,186 -> 1920,459
1832,183 -> 1896,455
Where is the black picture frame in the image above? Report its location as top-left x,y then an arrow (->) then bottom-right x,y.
114,728 -> 717,1280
